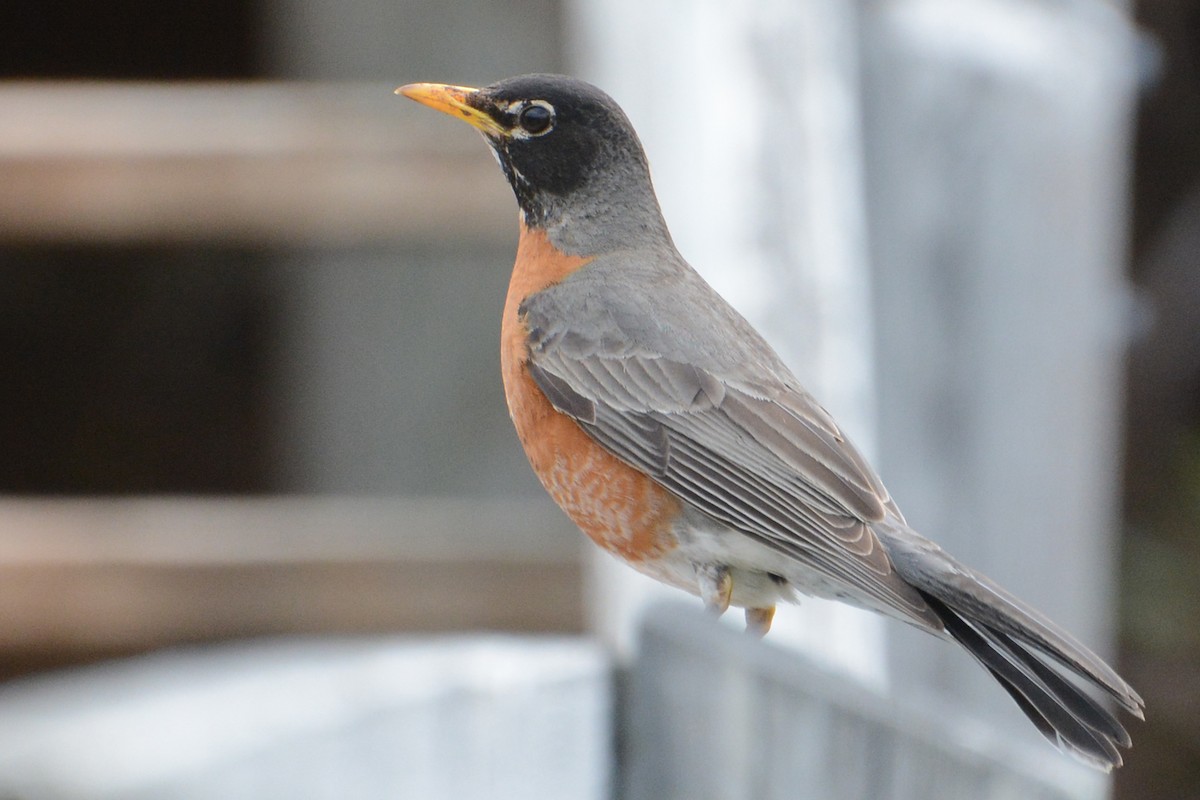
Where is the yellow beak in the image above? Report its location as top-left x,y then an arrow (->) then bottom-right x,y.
395,83 -> 506,136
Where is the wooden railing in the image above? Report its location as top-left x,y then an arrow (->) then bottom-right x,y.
0,81 -> 512,244
0,497 -> 582,678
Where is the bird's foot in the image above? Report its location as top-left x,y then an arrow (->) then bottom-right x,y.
697,564 -> 732,616
744,606 -> 775,638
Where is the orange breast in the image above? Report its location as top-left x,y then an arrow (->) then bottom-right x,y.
501,223 -> 680,563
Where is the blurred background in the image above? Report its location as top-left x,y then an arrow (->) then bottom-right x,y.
0,0 -> 1194,798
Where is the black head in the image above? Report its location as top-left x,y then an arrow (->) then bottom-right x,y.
399,74 -> 669,253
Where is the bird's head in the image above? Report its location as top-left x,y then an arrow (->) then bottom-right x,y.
398,74 -> 669,255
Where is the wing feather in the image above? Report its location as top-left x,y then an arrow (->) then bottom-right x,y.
527,348 -> 933,622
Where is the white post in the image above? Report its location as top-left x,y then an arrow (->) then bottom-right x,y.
859,0 -> 1138,750
568,0 -> 888,684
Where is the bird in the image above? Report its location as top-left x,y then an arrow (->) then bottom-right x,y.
397,73 -> 1143,770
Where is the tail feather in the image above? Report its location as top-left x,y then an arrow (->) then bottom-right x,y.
881,522 -> 1143,771
930,569 -> 1144,719
924,593 -> 1128,770
985,621 -> 1132,748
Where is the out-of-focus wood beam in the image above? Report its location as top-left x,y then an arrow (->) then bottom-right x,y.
0,497 -> 582,666
0,82 -> 514,245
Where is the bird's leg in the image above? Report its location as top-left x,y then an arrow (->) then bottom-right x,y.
744,606 -> 775,638
697,564 -> 733,616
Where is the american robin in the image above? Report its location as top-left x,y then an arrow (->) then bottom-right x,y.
398,74 -> 1143,769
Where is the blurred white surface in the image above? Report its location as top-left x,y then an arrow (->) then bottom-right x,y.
623,604 -> 1106,800
0,637 -> 610,800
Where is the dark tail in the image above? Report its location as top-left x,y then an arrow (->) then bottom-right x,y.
883,526 -> 1144,771
921,591 -> 1139,771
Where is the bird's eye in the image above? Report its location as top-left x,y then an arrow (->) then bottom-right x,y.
517,102 -> 554,135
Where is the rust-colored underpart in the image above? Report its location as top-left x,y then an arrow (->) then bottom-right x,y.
500,223 -> 682,563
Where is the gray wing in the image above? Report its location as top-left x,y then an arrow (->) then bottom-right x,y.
519,261 -> 1142,766
520,276 -> 936,626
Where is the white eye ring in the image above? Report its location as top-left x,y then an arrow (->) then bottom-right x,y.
512,100 -> 555,138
